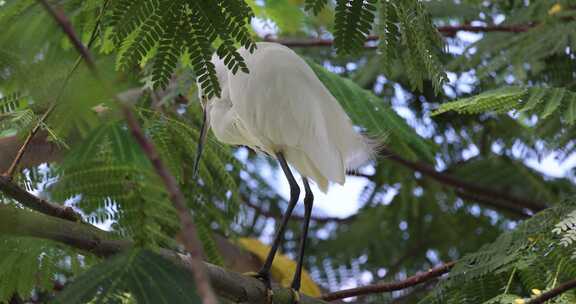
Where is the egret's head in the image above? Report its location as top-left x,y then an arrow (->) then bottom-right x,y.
197,90 -> 215,110
192,55 -> 228,179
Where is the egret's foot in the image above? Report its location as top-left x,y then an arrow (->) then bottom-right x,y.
242,271 -> 271,288
289,288 -> 301,304
243,271 -> 273,304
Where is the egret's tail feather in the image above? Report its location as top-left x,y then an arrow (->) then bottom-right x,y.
344,133 -> 380,170
284,147 -> 331,193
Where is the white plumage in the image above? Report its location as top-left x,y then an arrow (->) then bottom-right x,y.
193,42 -> 376,295
203,42 -> 373,192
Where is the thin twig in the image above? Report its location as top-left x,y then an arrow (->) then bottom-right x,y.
527,278 -> 576,304
2,104 -> 56,178
321,262 -> 456,301
37,0 -> 94,68
456,190 -> 531,218
265,24 -> 533,48
350,170 -> 532,218
122,109 -> 218,304
36,1 -> 218,303
380,147 -> 547,213
2,1 -> 107,178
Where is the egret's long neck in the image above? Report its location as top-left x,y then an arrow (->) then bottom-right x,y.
207,98 -> 237,143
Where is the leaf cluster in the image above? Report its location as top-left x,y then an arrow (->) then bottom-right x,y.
421,199 -> 576,304
107,0 -> 256,96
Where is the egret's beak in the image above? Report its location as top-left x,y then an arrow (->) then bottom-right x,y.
192,97 -> 210,179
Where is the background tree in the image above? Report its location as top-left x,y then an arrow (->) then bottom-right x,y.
0,0 -> 575,303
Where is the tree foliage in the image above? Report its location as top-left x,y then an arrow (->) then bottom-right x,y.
0,0 -> 575,303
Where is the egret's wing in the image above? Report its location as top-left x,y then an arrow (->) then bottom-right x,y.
226,43 -> 372,190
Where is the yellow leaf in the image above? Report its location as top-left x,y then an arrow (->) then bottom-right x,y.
514,299 -> 526,304
531,288 -> 542,295
238,238 -> 322,297
549,3 -> 562,15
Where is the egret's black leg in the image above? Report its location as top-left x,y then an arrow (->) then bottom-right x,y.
257,152 -> 301,286
291,177 -> 313,293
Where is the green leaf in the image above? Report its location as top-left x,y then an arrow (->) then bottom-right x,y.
0,236 -> 85,303
422,199 -> 576,304
377,0 -> 447,93
107,0 -> 256,95
304,0 -> 329,15
55,249 -> 201,304
334,0 -> 378,55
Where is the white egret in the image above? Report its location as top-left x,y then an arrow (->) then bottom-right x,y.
194,42 -> 374,301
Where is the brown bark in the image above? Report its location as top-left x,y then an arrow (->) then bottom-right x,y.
321,262 -> 456,301
0,134 -> 61,173
0,204 -> 328,304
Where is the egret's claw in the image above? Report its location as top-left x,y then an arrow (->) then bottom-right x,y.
266,288 -> 274,304
242,271 -> 260,278
243,271 -> 273,304
243,271 -> 271,287
290,288 -> 301,304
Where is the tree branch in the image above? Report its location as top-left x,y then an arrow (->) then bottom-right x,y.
122,108 -> 219,304
1,105 -> 55,178
36,1 -> 217,302
436,24 -> 532,35
456,190 -> 531,219
0,173 -> 265,276
0,205 -> 328,304
2,1 -> 107,178
37,0 -> 94,68
380,147 -> 547,213
321,262 -> 455,301
264,24 -> 533,48
527,278 -> 576,304
0,176 -> 80,222
0,134 -> 61,173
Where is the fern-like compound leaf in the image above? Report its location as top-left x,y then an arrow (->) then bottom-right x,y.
334,0 -> 378,55
55,249 -> 201,304
305,0 -> 329,15
106,0 -> 256,96
378,0 -> 447,93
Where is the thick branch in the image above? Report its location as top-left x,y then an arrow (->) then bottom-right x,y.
380,147 -> 547,213
527,278 -> 576,304
0,173 -> 263,275
0,205 -> 328,304
0,176 -> 79,222
321,262 -> 455,301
